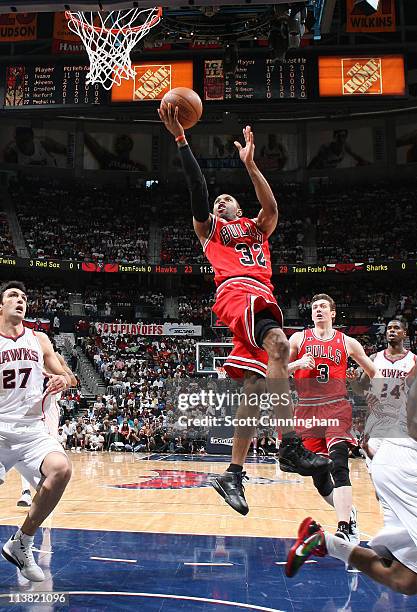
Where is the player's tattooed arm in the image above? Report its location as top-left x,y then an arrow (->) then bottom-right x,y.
406,375 -> 417,441
158,103 -> 211,242
234,126 -> 278,238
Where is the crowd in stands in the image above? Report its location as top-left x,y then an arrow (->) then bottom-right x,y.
0,213 -> 16,257
83,286 -> 164,319
315,185 -> 417,263
10,177 -> 151,262
178,293 -> 212,324
27,286 -> 70,317
6,177 -> 417,266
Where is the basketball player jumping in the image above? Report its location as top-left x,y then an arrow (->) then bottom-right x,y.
350,318 -> 416,469
158,104 -> 330,516
0,281 -> 72,581
288,294 -> 378,543
285,370 -> 417,596
17,353 -> 77,508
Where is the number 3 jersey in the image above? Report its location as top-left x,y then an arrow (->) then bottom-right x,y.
0,328 -> 45,428
204,215 -> 273,289
294,328 -> 349,405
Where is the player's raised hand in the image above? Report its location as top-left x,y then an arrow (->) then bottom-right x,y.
234,125 -> 255,166
299,354 -> 315,370
157,103 -> 185,139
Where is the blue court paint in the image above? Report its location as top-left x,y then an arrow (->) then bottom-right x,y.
140,454 -> 277,464
0,527 -> 416,611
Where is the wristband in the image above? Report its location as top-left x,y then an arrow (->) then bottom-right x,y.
175,134 -> 186,143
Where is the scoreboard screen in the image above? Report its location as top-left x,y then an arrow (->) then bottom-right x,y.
3,65 -> 108,108
204,57 -> 308,101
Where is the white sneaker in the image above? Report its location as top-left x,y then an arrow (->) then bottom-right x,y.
1,531 -> 45,582
17,491 -> 32,507
349,505 -> 360,544
76,448 -> 81,453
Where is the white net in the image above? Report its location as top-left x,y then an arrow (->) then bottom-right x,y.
65,7 -> 162,90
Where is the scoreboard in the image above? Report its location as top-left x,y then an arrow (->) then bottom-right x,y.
204,57 -> 308,101
3,64 -> 108,107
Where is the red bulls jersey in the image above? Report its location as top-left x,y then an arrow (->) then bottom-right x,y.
204,215 -> 273,289
294,328 -> 349,404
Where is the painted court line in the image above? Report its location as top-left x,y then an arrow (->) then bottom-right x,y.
90,556 -> 137,564
274,560 -> 316,565
184,562 -> 234,566
59,591 -> 285,611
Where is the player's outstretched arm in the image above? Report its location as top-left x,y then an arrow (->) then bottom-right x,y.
345,337 -> 378,379
234,126 -> 278,237
158,104 -> 211,244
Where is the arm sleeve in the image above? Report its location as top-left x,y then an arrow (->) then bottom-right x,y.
178,144 -> 210,223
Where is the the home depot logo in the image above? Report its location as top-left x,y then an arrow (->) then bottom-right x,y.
342,58 -> 382,94
133,64 -> 172,100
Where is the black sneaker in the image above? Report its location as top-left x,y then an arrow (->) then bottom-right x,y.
279,438 -> 332,476
211,471 -> 249,516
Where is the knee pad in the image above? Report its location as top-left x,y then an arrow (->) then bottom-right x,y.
254,310 -> 282,347
329,442 -> 351,488
312,469 -> 333,497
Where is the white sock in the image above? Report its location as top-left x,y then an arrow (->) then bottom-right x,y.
323,490 -> 334,507
15,529 -> 34,544
324,532 -> 356,564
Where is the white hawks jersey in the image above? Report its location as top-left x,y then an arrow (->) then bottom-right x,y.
366,349 -> 416,442
0,328 -> 45,428
43,391 -> 61,437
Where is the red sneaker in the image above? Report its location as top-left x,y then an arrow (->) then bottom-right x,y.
285,517 -> 327,577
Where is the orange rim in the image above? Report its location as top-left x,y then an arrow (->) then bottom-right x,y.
64,6 -> 162,35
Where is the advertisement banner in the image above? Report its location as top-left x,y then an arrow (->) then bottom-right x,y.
83,132 -> 151,171
95,322 -> 202,336
0,13 -> 37,42
318,55 -> 405,96
0,124 -> 74,168
346,0 -> 396,33
52,12 -> 85,54
111,61 -> 193,102
307,125 -> 375,169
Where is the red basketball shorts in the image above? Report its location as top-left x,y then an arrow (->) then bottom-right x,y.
212,277 -> 283,379
295,398 -> 358,456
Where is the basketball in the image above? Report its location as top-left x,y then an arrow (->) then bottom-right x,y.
160,87 -> 203,130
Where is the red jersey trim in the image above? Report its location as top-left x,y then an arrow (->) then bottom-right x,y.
202,215 -> 217,253
0,328 -> 26,342
298,329 -> 308,352
383,349 -> 410,364
216,276 -> 272,295
341,332 -> 348,357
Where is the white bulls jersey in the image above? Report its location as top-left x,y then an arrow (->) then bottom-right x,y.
0,328 -> 45,428
366,349 -> 416,441
43,391 -> 61,438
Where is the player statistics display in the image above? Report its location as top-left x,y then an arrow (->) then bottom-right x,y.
3,65 -> 108,107
318,55 -> 405,97
204,57 -> 308,101
111,61 -> 193,102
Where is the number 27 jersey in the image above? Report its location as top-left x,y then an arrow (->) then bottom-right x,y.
203,215 -> 273,289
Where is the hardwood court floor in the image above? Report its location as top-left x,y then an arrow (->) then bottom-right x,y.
0,453 -> 383,539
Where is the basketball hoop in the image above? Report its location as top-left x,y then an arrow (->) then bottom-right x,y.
65,6 -> 162,90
